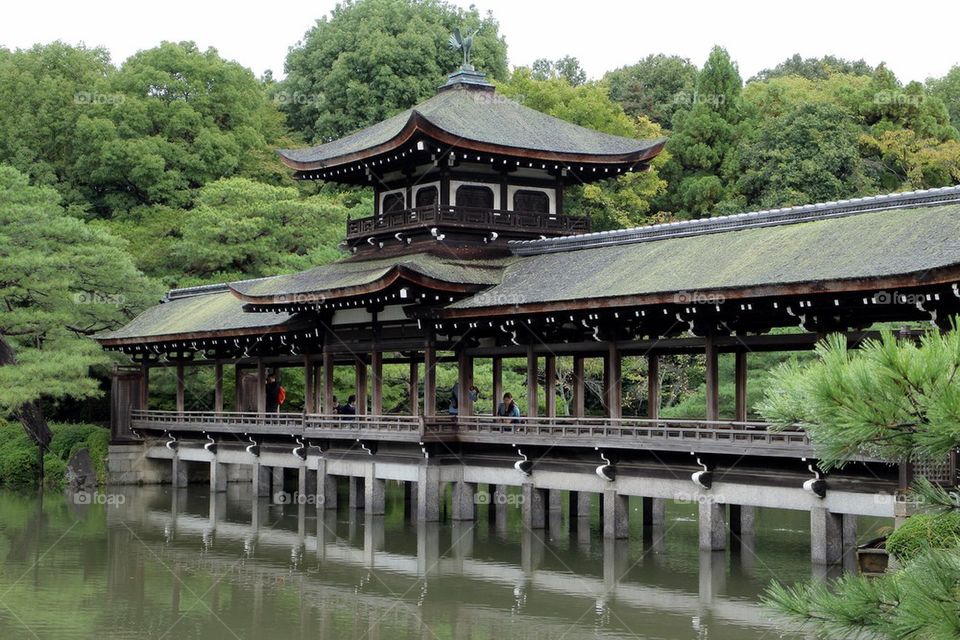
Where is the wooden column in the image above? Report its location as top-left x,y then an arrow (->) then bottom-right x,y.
526,344 -> 538,418
705,334 -> 719,421
492,356 -> 503,413
213,361 -> 224,414
605,343 -> 622,419
647,354 -> 660,420
423,339 -> 437,417
545,356 -> 557,418
304,356 -> 315,414
439,169 -> 450,206
734,351 -> 748,422
175,361 -> 185,414
140,363 -> 150,410
571,355 -> 585,418
457,350 -> 474,416
355,359 -> 368,415
371,351 -> 383,415
409,357 -> 420,416
256,359 -> 266,415
234,364 -> 243,412
322,350 -> 335,414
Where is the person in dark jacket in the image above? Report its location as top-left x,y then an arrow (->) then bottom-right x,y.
339,394 -> 357,419
265,373 -> 280,413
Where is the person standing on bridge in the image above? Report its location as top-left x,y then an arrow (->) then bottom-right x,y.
496,392 -> 521,423
340,395 -> 357,420
448,382 -> 479,415
265,373 -> 281,413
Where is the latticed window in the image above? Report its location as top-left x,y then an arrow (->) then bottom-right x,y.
415,186 -> 438,208
513,189 -> 550,213
382,192 -> 405,213
456,185 -> 494,209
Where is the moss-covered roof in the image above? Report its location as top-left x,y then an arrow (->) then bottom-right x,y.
230,252 -> 511,301
95,288 -> 295,345
447,201 -> 960,312
279,85 -> 663,168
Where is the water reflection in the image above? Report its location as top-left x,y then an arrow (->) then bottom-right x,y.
0,484 -> 836,639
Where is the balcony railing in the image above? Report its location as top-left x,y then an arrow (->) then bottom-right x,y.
131,410 -> 303,436
346,205 -> 590,240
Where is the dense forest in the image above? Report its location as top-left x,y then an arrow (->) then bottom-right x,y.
2,0 -> 959,484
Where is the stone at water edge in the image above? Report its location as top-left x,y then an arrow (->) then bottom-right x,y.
65,448 -> 97,492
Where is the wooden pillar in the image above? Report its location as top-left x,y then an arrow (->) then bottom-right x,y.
355,359 -> 368,415
647,354 -> 660,420
371,351 -> 383,415
457,350 -> 474,416
439,168 -> 450,206
140,363 -> 150,410
213,361 -> 224,414
423,339 -> 437,417
175,361 -> 185,414
571,355 -> 585,418
409,357 -> 420,416
734,351 -> 748,422
304,356 -> 315,414
492,356 -> 503,413
526,344 -> 538,418
256,359 -> 266,415
704,335 -> 719,422
545,356 -> 557,418
604,343 -> 622,419
322,350 -> 334,414
234,364 -> 243,412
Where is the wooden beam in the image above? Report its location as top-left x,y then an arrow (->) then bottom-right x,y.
571,355 -> 585,418
527,344 -> 538,418
492,356 -> 503,413
175,361 -> 185,414
545,356 -> 557,418
304,355 -> 315,414
458,350 -> 474,416
213,361 -> 224,414
423,339 -> 437,417
735,351 -> 748,422
705,335 -> 719,421
605,343 -> 622,419
371,350 -> 383,415
322,350 -> 335,414
647,354 -> 660,420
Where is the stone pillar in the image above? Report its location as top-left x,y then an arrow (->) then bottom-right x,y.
842,513 -> 858,572
452,481 -> 476,521
699,499 -> 727,551
603,490 -> 628,539
172,456 -> 188,488
297,464 -> 308,503
210,461 -> 227,492
547,488 -> 563,534
576,491 -> 593,520
642,497 -> 666,533
521,483 -> 546,529
811,507 -> 843,565
349,476 -> 365,510
317,460 -> 337,510
729,504 -> 756,537
417,466 -> 441,521
252,463 -> 270,498
365,466 -> 385,516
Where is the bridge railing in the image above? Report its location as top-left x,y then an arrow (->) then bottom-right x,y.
130,410 -> 303,435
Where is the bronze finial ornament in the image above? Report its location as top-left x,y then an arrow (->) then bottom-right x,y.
448,27 -> 479,69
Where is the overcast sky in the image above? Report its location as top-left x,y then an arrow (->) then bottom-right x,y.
2,0 -> 958,83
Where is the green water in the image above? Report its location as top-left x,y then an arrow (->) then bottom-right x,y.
0,485 -> 887,639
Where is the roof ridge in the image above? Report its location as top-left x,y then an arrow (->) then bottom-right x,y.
165,283 -> 231,301
510,185 -> 960,256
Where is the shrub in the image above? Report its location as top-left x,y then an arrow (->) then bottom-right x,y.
0,420 -> 110,488
887,511 -> 960,562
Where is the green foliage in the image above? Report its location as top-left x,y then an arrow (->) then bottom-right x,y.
758,326 -> 960,470
0,165 -> 160,413
751,53 -> 874,83
605,54 -> 697,127
887,511 -> 960,562
928,65 -> 960,130
764,550 -> 960,639
281,0 -> 508,142
531,55 -> 587,86
0,420 -> 107,488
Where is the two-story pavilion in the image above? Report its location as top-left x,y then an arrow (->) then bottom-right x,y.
97,64 -> 960,562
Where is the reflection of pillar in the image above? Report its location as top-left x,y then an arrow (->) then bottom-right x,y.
316,510 -> 336,562
208,492 -> 226,525
172,456 -> 188,488
603,490 -> 628,539
251,494 -> 268,531
363,514 -> 385,566
699,499 -> 727,551
297,465 -> 308,502
416,521 -> 440,576
272,467 -> 285,496
297,502 -> 307,539
698,550 -> 726,605
521,527 -> 545,574
493,485 -> 508,535
252,463 -> 270,498
452,481 -> 476,521
451,521 -> 474,565
316,460 -> 337,510
417,466 -> 441,521
603,539 -> 629,589
349,476 -> 365,510
365,466 -> 385,516
210,461 -> 227,492
811,507 -> 843,565
521,483 -> 546,529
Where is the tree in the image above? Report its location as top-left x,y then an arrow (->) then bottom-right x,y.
737,102 -> 868,208
658,46 -> 744,217
0,166 -> 158,483
927,65 -> 960,130
531,55 -> 587,86
281,0 -> 508,142
605,54 -> 697,127
750,53 -> 874,82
